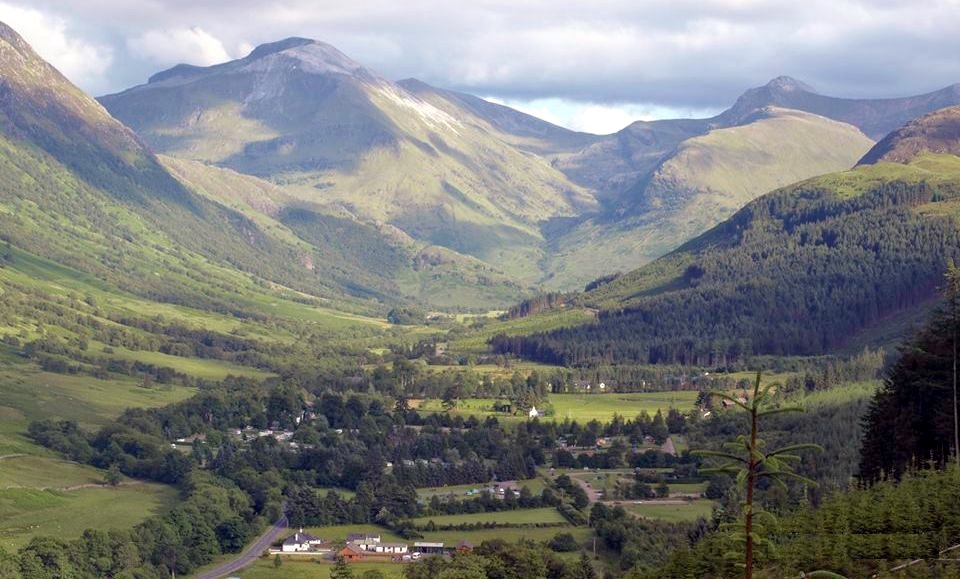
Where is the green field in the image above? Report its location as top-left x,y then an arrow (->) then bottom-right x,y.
410,507 -> 567,527
416,478 -> 547,499
0,484 -> 179,551
419,524 -> 590,546
417,391 -> 699,424
448,308 -> 597,353
621,500 -> 716,522
234,558 -> 406,578
0,352 -> 194,548
88,342 -> 276,380
550,392 -> 698,422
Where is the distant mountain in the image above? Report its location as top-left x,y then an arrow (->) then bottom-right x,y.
100,38 -> 595,288
0,22 -> 348,312
101,41 -> 897,296
540,107 -> 873,288
493,113 -> 960,365
717,76 -> 960,140
397,78 -> 598,155
0,22 -> 530,317
859,105 -> 960,164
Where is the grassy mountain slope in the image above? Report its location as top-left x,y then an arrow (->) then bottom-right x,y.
541,108 -> 874,289
493,150 -> 960,366
100,39 -> 594,285
397,78 -> 599,155
161,156 -> 531,308
102,56 -> 888,296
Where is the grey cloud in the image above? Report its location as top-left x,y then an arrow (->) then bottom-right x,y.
12,0 -> 960,108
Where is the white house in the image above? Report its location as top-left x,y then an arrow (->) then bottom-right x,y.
528,406 -> 540,418
370,542 -> 409,554
281,529 -> 324,552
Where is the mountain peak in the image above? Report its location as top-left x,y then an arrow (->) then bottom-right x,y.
242,37 -> 366,76
145,37 -> 372,86
858,105 -> 960,165
765,76 -> 816,94
246,37 -> 316,60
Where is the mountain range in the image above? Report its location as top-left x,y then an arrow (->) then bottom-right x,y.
99,38 -> 960,301
492,106 -> 960,366
5,23 -> 960,315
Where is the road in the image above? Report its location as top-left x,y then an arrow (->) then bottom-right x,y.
197,512 -> 288,579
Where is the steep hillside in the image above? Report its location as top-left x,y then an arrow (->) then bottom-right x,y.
398,78 -> 598,155
161,157 -> 530,307
493,152 -> 960,366
541,108 -> 874,289
100,39 -> 595,280
0,22 -> 370,312
554,76 -> 960,202
859,105 -> 960,164
717,76 -> 960,140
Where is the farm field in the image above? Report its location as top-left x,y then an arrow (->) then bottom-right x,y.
237,558 -> 405,578
416,391 -> 699,424
416,478 -> 547,499
0,484 -> 179,551
550,392 -> 699,422
410,507 -> 567,527
621,500 -> 716,522
0,351 -> 194,548
418,524 -> 591,546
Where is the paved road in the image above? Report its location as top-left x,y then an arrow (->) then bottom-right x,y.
197,512 -> 288,579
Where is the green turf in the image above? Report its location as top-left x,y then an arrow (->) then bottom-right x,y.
620,500 -> 716,522
410,507 -> 567,527
238,558 -> 406,578
416,479 -> 546,499
0,483 -> 179,551
416,391 -> 698,424
418,524 -> 591,546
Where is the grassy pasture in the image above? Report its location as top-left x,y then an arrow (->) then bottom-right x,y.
418,524 -> 591,546
238,559 -> 405,578
0,484 -> 179,551
416,391 -> 699,424
410,507 -> 567,527
620,500 -> 715,523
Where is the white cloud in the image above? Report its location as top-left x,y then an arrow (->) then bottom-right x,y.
0,2 -> 112,90
487,97 -> 720,134
9,0 -> 960,106
128,27 -> 232,67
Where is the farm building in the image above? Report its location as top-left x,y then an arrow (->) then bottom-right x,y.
367,542 -> 409,554
346,533 -> 381,543
281,530 -> 324,552
413,541 -> 446,554
339,544 -> 365,561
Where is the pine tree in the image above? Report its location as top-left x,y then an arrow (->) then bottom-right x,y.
695,373 -> 822,579
330,555 -> 353,579
945,264 -> 960,467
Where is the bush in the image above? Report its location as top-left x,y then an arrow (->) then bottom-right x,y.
549,532 -> 580,552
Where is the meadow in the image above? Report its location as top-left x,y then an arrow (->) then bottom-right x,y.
409,507 -> 567,527
620,500 -> 716,523
238,558 -> 406,578
415,479 -> 547,499
415,391 -> 699,424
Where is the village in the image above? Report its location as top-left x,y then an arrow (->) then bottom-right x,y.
273,528 -> 475,563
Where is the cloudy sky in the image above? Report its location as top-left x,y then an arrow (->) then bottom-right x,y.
4,0 -> 960,134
